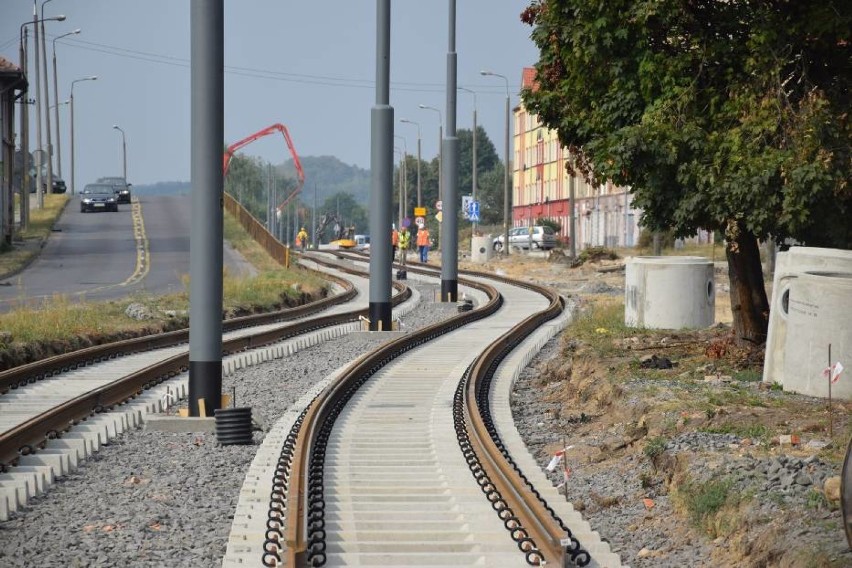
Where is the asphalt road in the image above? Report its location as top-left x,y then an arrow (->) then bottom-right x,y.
0,194 -> 256,312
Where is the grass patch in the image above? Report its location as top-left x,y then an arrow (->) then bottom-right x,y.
0,205 -> 328,351
567,299 -> 651,357
698,423 -> 771,440
0,294 -> 165,346
674,476 -> 749,538
733,369 -> 762,383
0,194 -> 68,277
643,436 -> 668,460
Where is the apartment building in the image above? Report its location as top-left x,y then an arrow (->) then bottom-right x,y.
512,67 -> 640,249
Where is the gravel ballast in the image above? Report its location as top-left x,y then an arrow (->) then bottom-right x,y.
0,283 -> 457,568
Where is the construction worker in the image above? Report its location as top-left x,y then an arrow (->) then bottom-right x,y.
416,226 -> 431,263
391,225 -> 399,260
296,227 -> 308,251
398,225 -> 411,266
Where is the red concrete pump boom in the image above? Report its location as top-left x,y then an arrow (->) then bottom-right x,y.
222,123 -> 305,213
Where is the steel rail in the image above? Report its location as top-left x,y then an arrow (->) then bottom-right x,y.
0,273 -> 411,469
319,249 -> 591,566
280,274 -> 502,566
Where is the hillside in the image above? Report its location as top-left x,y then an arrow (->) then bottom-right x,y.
133,181 -> 191,196
279,155 -> 370,206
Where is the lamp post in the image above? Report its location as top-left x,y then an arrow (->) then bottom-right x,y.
40,1 -> 64,204
418,104 -> 442,204
52,28 -> 80,179
458,86 -> 477,233
22,12 -> 65,209
112,125 -> 127,183
70,75 -> 97,195
19,24 -> 32,228
394,135 -> 408,221
400,119 -> 421,207
481,70 -> 511,255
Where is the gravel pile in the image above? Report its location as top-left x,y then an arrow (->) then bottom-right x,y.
0,282 -> 457,568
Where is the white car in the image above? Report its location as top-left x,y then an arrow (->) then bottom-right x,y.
493,225 -> 557,252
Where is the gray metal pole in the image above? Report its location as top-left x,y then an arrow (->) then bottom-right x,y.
51,47 -> 61,178
569,160 -> 577,259
369,0 -> 393,331
69,89 -> 74,195
441,0 -> 458,301
472,107 -> 477,234
121,133 -> 127,181
39,14 -> 54,202
416,135 -> 421,207
188,0 -> 224,417
19,30 -> 29,229
397,153 -> 403,229
266,163 -> 272,229
312,182 -> 317,249
503,93 -> 510,256
33,9 -> 44,209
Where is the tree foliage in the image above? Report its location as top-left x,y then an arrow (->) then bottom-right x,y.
521,0 -> 851,342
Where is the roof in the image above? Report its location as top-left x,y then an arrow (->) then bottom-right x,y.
0,56 -> 27,90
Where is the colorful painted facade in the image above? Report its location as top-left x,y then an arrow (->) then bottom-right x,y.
512,67 -> 640,249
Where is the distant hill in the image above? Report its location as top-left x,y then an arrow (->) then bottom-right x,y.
279,156 -> 370,206
133,181 -> 191,196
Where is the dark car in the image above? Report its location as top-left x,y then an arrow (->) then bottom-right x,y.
50,177 -> 67,194
80,184 -> 119,212
97,176 -> 132,204
37,176 -> 66,194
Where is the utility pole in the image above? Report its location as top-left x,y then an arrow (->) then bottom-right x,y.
368,0 -> 394,330
33,6 -> 45,209
441,0 -> 459,301
19,28 -> 30,230
188,0 -> 224,417
312,182 -> 317,249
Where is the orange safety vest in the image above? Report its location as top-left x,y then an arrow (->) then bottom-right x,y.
392,229 -> 399,246
416,229 -> 430,247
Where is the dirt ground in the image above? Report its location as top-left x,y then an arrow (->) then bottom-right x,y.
448,248 -> 851,568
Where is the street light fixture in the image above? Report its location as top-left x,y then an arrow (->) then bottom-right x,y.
112,125 -> 127,183
418,104 -> 442,204
20,13 -> 66,209
70,75 -> 98,195
480,70 -> 511,255
52,28 -> 81,179
400,119 -> 421,207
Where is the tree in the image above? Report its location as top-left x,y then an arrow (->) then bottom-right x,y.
521,0 -> 851,344
457,126 -> 500,199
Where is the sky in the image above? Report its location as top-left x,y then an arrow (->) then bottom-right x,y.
1,1 -> 540,187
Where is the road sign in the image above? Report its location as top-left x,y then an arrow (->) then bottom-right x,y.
461,195 -> 473,220
415,216 -> 425,228
436,211 -> 443,223
436,200 -> 442,212
469,201 -> 480,223
414,207 -> 427,217
401,217 -> 412,228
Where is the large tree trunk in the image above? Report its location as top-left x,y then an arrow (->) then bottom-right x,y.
726,222 -> 769,344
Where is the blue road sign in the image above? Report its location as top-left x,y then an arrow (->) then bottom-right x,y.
469,200 -> 480,223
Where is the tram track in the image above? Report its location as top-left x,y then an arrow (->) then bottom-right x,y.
0,244 -> 624,567
0,258 -> 411,521
245,250 -> 622,567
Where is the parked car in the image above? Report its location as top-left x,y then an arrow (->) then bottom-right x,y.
80,183 -> 119,212
492,225 -> 557,252
51,177 -> 67,193
97,176 -> 132,203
